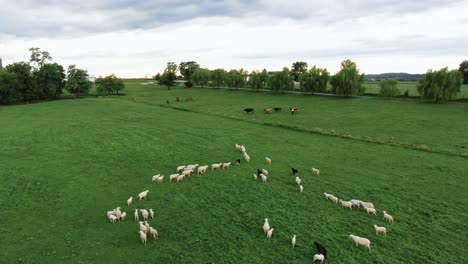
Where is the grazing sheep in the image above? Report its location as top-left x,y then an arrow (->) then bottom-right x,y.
114,207 -> 122,220
299,185 -> 303,193
176,166 -> 186,172
149,209 -> 154,219
261,174 -> 267,183
127,197 -> 133,206
108,214 -> 117,223
138,190 -> 149,201
169,174 -> 179,181
156,175 -> 164,183
152,174 -> 160,182
313,254 -> 324,262
235,143 -> 241,150
339,199 -> 353,209
292,235 -> 296,248
253,174 -> 258,180
313,241 -> 327,258
291,168 -> 298,175
290,107 -> 299,115
330,196 -> 338,203
139,221 -> 148,233
264,108 -> 273,113
265,157 -> 271,164
197,165 -> 209,174
134,209 -> 139,221
324,192 -> 334,200
222,162 -> 232,169
140,209 -> 149,221
106,210 -> 115,219
360,201 -> 375,209
383,211 -> 394,223
243,108 -> 254,114
186,164 -> 199,170
257,169 -> 263,175
374,224 -> 387,235
144,221 -> 150,231
349,235 -> 371,250
364,207 -> 377,215
244,154 -> 250,162
241,145 -> 246,153
295,176 -> 301,185
273,107 -> 282,112
176,174 -> 185,182
120,212 -> 127,221
267,228 -> 274,239
211,163 -> 222,170
149,227 -> 159,239
263,218 -> 270,234
235,159 -> 241,166
312,168 -> 320,175
261,169 -> 269,176
139,231 -> 147,245
350,199 -> 361,207
182,169 -> 192,177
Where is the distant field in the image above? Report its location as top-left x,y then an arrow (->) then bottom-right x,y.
363,82 -> 468,98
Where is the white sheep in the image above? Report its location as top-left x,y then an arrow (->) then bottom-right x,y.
106,210 -> 115,219
265,157 -> 271,165
151,174 -> 161,182
374,224 -> 387,235
241,145 -> 246,153
182,169 -> 192,177
169,174 -> 179,181
197,166 -> 208,174
176,165 -> 186,172
292,235 -> 296,248
139,221 -> 148,233
211,163 -> 222,170
383,211 -> 394,223
134,209 -> 139,221
339,199 -> 353,209
156,175 -> 164,183
222,162 -> 231,169
261,174 -> 267,183
176,174 -> 185,182
360,201 -> 375,209
313,254 -> 324,262
149,209 -> 154,219
114,207 -> 122,220
312,168 -> 320,175
149,227 -> 159,239
253,174 -> 258,180
267,228 -> 274,239
261,169 -> 268,176
324,192 -> 334,200
350,199 -> 361,207
349,234 -> 371,250
144,221 -> 150,231
186,164 -> 199,170
263,218 -> 270,234
139,230 -> 147,245
127,197 -> 133,206
299,185 -> 303,193
364,207 -> 377,215
140,209 -> 149,221
295,176 -> 301,185
330,196 -> 338,203
120,212 -> 126,221
138,190 -> 149,201
235,143 -> 241,150
108,214 -> 117,223
244,154 -> 250,162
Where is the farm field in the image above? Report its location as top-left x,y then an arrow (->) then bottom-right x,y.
362,82 -> 468,98
1,85 -> 467,263
125,81 -> 468,156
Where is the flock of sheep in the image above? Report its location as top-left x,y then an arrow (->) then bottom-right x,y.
103,142 -> 395,262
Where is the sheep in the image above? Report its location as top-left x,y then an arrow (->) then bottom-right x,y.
176,166 -> 186,172
350,199 -> 361,207
383,211 -> 394,223
186,164 -> 198,170
324,192 -> 334,200
222,162 -> 231,169
127,197 -> 133,206
156,175 -> 164,183
291,168 -> 298,175
140,209 -> 149,221
244,154 -> 250,162
292,235 -> 296,248
257,169 -> 263,175
261,174 -> 267,183
273,107 -> 282,112
265,157 -> 271,164
299,185 -> 303,193
139,221 -> 148,233
264,108 -> 273,113
120,212 -> 127,221
197,165 -> 208,174
149,227 -> 159,239
360,201 -> 375,209
290,107 -> 299,115
312,168 -> 320,175
176,174 -> 185,182
144,221 -> 150,231
138,190 -> 149,201
182,169 -> 192,177
295,176 -> 301,185
149,209 -> 154,219
211,163 -> 222,170
139,231 -> 147,245
267,228 -> 274,239
313,254 -> 325,262
134,209 -> 139,221
364,207 -> 377,215
374,224 -> 387,235
313,241 -> 327,258
114,207 -> 122,220
235,143 -> 241,150
240,145 -> 246,153
106,210 -> 115,219
243,108 -> 254,114
261,169 -> 269,176
151,174 -> 161,182
339,199 -> 353,209
253,174 -> 258,180
349,235 -> 371,250
169,174 -> 179,181
235,159 -> 241,166
108,214 -> 117,223
263,218 -> 270,234
330,196 -> 338,203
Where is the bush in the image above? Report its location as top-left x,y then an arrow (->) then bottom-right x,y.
184,80 -> 193,88
379,78 -> 400,97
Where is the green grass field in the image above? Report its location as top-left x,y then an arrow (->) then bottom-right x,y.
362,82 -> 468,98
1,83 -> 467,263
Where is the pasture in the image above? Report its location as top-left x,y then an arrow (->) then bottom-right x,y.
0,83 -> 467,263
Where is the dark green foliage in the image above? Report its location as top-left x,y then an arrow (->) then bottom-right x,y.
330,60 -> 366,96
4,62 -> 37,101
248,69 -> 269,91
0,71 -> 20,104
65,65 -> 92,97
191,68 -> 211,87
210,68 -> 226,88
459,60 -> 468,84
291,61 -> 308,81
160,62 -> 178,90
226,69 -> 247,90
33,63 -> 66,98
269,67 -> 293,93
95,74 -> 125,95
417,67 -> 463,102
179,61 -> 200,87
29,47 -> 52,69
299,66 -> 329,94
379,78 -> 400,97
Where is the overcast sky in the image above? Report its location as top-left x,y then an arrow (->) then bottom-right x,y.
1,0 -> 467,77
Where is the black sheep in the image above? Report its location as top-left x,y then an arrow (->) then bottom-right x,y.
257,169 -> 263,175
235,159 -> 241,166
243,108 -> 254,114
291,167 -> 298,175
313,241 -> 327,258
273,107 -> 282,112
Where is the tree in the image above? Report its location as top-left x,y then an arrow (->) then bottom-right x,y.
65,65 -> 92,98
291,61 -> 308,81
160,62 -> 177,90
269,67 -> 293,93
226,69 -> 247,90
34,63 -> 66,99
0,71 -> 20,104
417,67 -> 463,102
210,68 -> 226,88
95,74 -> 125,95
330,60 -> 366,96
248,69 -> 269,91
191,68 -> 211,87
29,47 -> 52,69
179,61 -> 200,87
299,66 -> 329,94
154,73 -> 161,82
459,60 -> 468,85
5,62 -> 37,101
379,78 -> 400,98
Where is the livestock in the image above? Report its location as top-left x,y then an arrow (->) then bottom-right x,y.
264,108 -> 273,113
265,157 -> 271,164
290,108 -> 299,115
324,192 -> 334,200
350,199 -> 361,207
149,209 -> 154,219
134,209 -> 139,221
312,168 -> 320,175
108,214 -> 117,223
339,199 -> 353,209
140,209 -> 149,221
197,165 -> 208,174
295,176 -> 301,185
176,166 -> 186,172
169,174 -> 179,181
186,97 -> 193,102
263,218 -> 270,234
349,235 -> 371,250
313,254 -> 324,262
253,174 -> 258,180
139,231 -> 147,245
149,227 -> 159,239
313,241 -> 327,258
364,207 -> 377,215
156,176 -> 164,183
138,190 -> 149,201
120,212 -> 127,220
374,224 -> 387,235
176,174 -> 185,182
299,185 -> 303,192
291,168 -> 299,175
244,154 -> 250,162
273,107 -> 282,112
330,196 -> 338,203
383,211 -> 394,223
267,228 -> 274,239
261,174 -> 267,183
243,108 -> 254,114
235,159 -> 241,166
127,197 -> 133,206
261,169 -> 268,176
152,174 -> 161,182
211,163 -> 222,170
360,201 -> 375,209
222,162 -> 231,169
292,235 -> 296,248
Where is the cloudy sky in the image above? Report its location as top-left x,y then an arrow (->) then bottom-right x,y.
0,0 -> 467,77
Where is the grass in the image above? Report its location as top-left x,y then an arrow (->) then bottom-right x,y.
0,85 -> 467,263
362,82 -> 468,98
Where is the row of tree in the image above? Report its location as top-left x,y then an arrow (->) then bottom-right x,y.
0,48 -> 125,105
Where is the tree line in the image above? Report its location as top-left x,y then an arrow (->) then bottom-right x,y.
0,48 -> 125,105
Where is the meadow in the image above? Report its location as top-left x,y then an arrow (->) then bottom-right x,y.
0,83 -> 467,263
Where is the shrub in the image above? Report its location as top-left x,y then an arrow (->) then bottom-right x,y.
379,78 -> 400,97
